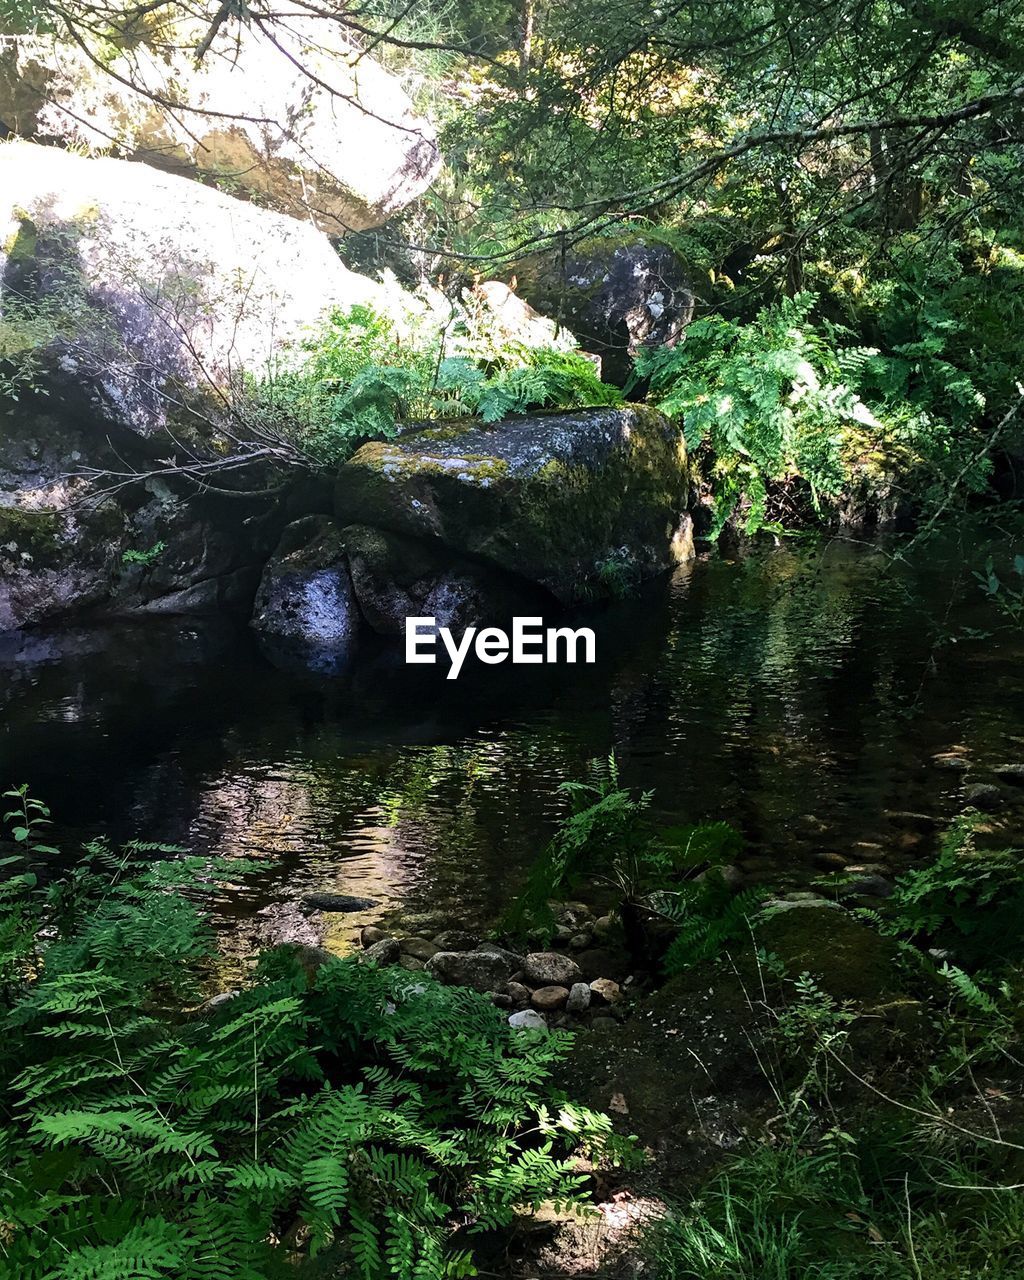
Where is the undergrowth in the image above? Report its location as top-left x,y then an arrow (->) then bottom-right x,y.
0,788 -> 625,1280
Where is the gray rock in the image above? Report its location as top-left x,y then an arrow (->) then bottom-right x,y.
475,943 -> 524,968
432,930 -> 480,953
506,981 -> 531,1009
848,875 -> 894,899
251,517 -> 359,666
508,1009 -> 548,1031
522,952 -> 583,987
426,949 -> 517,993
592,914 -> 616,938
0,141 -> 385,438
502,235 -> 697,385
0,25 -> 439,233
566,982 -> 592,1014
697,864 -> 744,891
531,985 -> 570,1011
361,926 -> 387,948
994,764 -> 1024,785
490,993 -> 514,1010
568,932 -> 593,951
963,783 -> 1004,811
335,406 -> 693,605
342,523 -> 543,638
400,937 -> 439,962
398,955 -> 425,972
360,937 -> 400,966
302,892 -> 377,913
198,989 -> 240,1014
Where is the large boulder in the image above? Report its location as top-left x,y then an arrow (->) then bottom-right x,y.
0,141 -> 389,631
340,523 -> 549,635
504,235 -> 698,384
0,140 -> 384,438
334,406 -> 693,604
251,517 -> 359,669
0,25 -> 440,234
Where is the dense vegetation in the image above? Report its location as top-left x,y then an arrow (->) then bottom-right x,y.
5,0 -> 1024,529
0,790 -> 624,1279
5,1 -> 1024,1277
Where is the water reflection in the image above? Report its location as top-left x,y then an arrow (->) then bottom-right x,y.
3,535 -> 1024,938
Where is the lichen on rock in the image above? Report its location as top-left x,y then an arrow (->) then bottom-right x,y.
335,405 -> 693,604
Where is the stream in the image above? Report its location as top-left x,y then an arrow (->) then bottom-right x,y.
3,533 -> 1024,953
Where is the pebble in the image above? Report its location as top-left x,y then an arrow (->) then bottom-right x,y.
506,981 -> 531,1008
531,985 -> 570,1011
566,982 -> 591,1014
849,875 -> 894,898
509,1009 -> 547,1031
813,852 -> 849,871
589,977 -> 621,1004
963,783 -> 1004,811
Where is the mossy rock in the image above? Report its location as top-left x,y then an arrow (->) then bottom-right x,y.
751,901 -> 903,1003
0,505 -> 59,558
501,234 -> 699,385
335,406 -> 693,605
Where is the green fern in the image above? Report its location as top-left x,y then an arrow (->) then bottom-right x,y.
0,789 -> 624,1280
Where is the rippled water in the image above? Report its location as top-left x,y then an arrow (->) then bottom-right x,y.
3,533 -> 1024,949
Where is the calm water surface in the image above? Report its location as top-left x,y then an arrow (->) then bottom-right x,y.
3,535 -> 1023,948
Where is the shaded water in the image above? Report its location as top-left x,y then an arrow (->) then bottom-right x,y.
3,535 -> 1024,949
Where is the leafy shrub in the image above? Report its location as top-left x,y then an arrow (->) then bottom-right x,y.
886,815 -> 1024,967
248,298 -> 619,465
0,792 -> 623,1279
504,760 -> 759,970
633,291 -> 991,535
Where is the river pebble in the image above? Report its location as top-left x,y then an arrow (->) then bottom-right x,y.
509,1009 -> 547,1031
566,982 -> 591,1014
531,985 -> 570,1011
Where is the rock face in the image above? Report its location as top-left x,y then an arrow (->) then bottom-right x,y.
0,26 -> 440,234
341,523 -> 546,635
0,140 -> 383,437
251,517 -> 359,668
504,236 -> 698,385
335,406 -> 693,604
0,141 -> 385,631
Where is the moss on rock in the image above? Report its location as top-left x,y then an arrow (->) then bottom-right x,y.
335,405 -> 692,604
